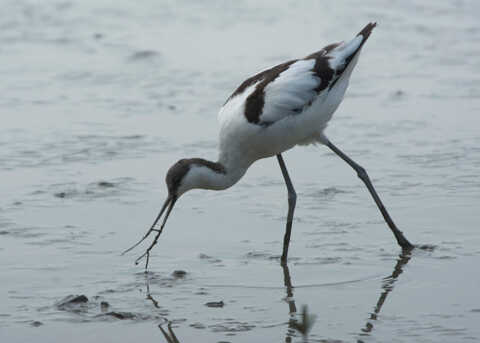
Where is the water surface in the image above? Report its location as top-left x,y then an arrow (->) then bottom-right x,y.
1,1 -> 480,342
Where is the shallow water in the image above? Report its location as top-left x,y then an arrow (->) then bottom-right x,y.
1,0 -> 480,342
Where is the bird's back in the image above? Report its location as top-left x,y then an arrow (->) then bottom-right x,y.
218,23 -> 376,162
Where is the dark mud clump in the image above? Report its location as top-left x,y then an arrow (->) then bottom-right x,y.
54,191 -> 70,199
56,294 -> 89,312
205,301 -> 224,308
172,270 -> 187,278
97,181 -> 115,188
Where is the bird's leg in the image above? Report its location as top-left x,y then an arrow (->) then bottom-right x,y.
277,154 -> 297,264
326,140 -> 413,250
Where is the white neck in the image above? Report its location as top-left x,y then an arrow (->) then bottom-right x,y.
177,158 -> 250,195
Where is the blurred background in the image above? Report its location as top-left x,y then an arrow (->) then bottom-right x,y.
1,1 -> 479,342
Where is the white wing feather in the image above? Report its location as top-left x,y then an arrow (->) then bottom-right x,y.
260,59 -> 319,125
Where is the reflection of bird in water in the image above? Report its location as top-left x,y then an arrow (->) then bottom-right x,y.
282,252 -> 414,342
153,252 -> 414,342
358,251 -> 413,341
123,22 -> 413,269
159,322 -> 180,343
282,262 -> 298,342
282,263 -> 316,342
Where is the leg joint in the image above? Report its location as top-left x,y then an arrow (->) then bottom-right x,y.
288,190 -> 297,205
356,165 -> 368,181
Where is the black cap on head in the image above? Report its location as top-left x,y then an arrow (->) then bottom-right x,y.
165,159 -> 192,196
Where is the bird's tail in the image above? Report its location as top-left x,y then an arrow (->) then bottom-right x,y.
328,22 -> 377,75
354,22 -> 377,52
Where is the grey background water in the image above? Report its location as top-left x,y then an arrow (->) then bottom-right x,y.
1,0 -> 480,342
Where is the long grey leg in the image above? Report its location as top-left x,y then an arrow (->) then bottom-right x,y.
277,154 -> 297,264
326,140 -> 413,250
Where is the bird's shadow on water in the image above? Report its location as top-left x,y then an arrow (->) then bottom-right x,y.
148,250 -> 416,343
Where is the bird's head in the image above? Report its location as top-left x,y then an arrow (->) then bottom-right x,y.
149,158 -> 227,232
166,158 -> 227,196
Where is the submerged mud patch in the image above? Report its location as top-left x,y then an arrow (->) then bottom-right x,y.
128,50 -> 161,62
208,320 -> 256,333
50,178 -> 136,201
198,253 -> 222,264
100,311 -> 151,321
49,293 -> 164,323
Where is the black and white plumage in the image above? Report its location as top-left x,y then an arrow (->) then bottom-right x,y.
123,23 -> 414,269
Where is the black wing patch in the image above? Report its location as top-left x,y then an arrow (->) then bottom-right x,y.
226,60 -> 297,125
